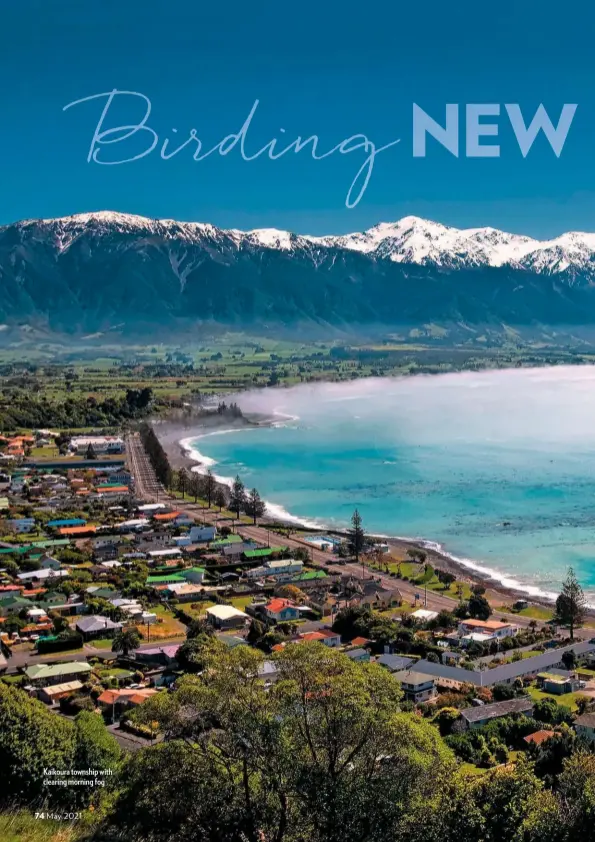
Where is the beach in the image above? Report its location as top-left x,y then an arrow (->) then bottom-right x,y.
154,413 -> 564,612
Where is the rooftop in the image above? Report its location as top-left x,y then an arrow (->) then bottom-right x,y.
26,661 -> 91,680
206,604 -> 249,620
524,730 -> 556,746
392,670 -> 435,686
461,697 -> 534,724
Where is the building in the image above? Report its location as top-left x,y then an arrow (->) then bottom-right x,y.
457,619 -> 519,640
133,644 -> 181,666
189,525 -> 217,543
460,697 -> 534,730
25,661 -> 92,686
38,680 -> 84,704
17,568 -> 69,583
182,566 -> 206,584
76,615 -> 123,640
206,604 -> 249,629
299,628 -> 341,647
360,587 -> 403,610
110,469 -> 132,486
411,608 -> 439,622
58,525 -> 97,537
39,554 -> 62,570
164,583 -> 206,601
392,670 -> 436,703
524,730 -> 555,747
0,585 -> 22,601
70,436 -> 125,455
537,670 -> 581,695
265,598 -> 301,623
574,713 -> 595,744
47,518 -> 87,529
8,518 -> 36,533
97,687 -> 157,718
0,597 -> 32,618
411,642 -> 595,688
378,654 -> 416,673
345,648 -> 371,662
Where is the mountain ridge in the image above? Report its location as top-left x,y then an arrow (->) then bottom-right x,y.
3,211 -> 595,338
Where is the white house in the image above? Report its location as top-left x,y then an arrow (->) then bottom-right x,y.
457,619 -> 518,640
17,568 -> 69,583
246,559 -> 303,580
206,604 -> 249,629
70,436 -> 125,455
411,608 -> 439,623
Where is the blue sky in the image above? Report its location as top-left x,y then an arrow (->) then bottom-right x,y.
1,0 -> 595,236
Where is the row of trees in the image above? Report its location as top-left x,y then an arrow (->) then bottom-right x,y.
172,469 -> 267,524
140,423 -> 172,487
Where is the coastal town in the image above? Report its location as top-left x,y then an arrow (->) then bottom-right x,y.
1,427 -> 595,735
2,419 -> 595,840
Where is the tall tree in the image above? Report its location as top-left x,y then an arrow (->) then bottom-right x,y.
214,485 -> 228,512
245,487 -> 266,524
348,508 -> 366,577
555,567 -> 586,640
204,470 -> 217,508
188,472 -> 202,503
176,468 -> 189,499
229,475 -> 246,520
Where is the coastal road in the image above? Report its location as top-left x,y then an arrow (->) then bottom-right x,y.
127,434 -> 567,634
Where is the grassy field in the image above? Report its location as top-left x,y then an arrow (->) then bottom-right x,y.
139,605 -> 186,639
378,559 -> 473,602
507,605 -> 554,621
527,685 -> 587,711
89,638 -> 114,650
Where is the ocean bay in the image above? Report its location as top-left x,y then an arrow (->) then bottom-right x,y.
187,366 -> 595,599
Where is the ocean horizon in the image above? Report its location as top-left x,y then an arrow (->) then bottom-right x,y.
182,366 -> 595,601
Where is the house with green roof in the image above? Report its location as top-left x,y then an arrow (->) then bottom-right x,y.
181,566 -> 206,584
25,661 -> 92,686
147,573 -> 186,585
243,547 -> 288,560
210,534 -> 243,549
0,545 -> 29,556
295,570 -> 327,581
0,596 -> 33,617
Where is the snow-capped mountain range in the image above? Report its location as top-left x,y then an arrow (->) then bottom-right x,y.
13,210 -> 595,280
4,210 -> 595,336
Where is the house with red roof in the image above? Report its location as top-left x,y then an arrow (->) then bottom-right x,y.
299,628 -> 341,647
265,598 -> 301,623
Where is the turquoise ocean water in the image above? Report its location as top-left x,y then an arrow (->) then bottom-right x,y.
183,367 -> 595,599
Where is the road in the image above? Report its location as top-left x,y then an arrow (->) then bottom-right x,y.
3,638 -> 184,675
126,433 -> 556,633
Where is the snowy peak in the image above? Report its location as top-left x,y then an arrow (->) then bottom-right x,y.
8,210 -> 595,281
